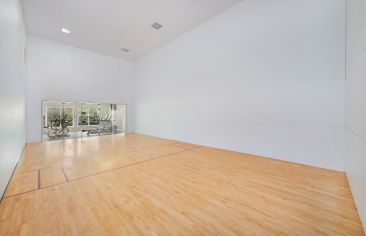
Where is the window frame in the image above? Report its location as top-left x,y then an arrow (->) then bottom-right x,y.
45,107 -> 75,128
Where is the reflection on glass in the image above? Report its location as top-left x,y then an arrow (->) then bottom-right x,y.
42,101 -> 127,141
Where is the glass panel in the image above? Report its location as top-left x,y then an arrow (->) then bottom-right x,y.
63,107 -> 74,127
100,103 -> 113,134
42,101 -> 65,141
89,106 -> 100,125
42,101 -> 126,141
113,104 -> 127,133
78,105 -> 88,126
47,108 -> 61,127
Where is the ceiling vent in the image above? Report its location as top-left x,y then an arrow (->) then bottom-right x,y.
151,22 -> 163,30
120,48 -> 130,53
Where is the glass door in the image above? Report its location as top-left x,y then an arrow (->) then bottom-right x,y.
79,103 -> 101,138
42,101 -> 73,141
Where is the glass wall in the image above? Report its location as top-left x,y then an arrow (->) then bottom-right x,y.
42,101 -> 127,141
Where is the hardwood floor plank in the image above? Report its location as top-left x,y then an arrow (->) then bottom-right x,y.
40,166 -> 67,188
4,171 -> 38,197
136,144 -> 190,158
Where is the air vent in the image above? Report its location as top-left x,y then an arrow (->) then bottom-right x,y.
120,48 -> 130,53
151,22 -> 163,30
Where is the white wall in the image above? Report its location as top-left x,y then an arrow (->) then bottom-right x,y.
0,0 -> 26,198
345,0 -> 366,230
134,0 -> 346,171
26,36 -> 134,142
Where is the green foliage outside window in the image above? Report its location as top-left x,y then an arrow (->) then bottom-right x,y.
47,108 -> 73,127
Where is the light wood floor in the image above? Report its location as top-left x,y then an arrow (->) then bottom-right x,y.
0,133 -> 364,235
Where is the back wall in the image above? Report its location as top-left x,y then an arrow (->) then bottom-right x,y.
26,36 -> 134,142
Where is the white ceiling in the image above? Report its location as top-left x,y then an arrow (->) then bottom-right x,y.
22,0 -> 242,61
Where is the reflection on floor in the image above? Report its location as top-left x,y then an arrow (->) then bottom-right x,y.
42,130 -> 125,141
0,133 -> 364,235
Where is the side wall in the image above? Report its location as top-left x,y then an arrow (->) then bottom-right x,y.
26,36 -> 134,142
134,0 -> 346,171
0,0 -> 26,198
345,0 -> 366,230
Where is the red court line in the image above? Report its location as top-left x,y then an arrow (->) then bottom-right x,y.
61,167 -> 69,182
4,180 -> 71,198
12,169 -> 40,174
3,146 -> 202,199
13,141 -> 193,174
37,169 -> 41,189
4,188 -> 40,198
67,148 -> 195,182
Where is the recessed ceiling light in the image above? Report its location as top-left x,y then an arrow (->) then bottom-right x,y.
61,28 -> 72,34
120,48 -> 130,53
151,22 -> 163,30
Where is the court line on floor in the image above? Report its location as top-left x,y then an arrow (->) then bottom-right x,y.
14,141 -> 196,174
3,146 -> 203,199
37,169 -> 41,189
64,146 -> 202,182
61,167 -> 70,182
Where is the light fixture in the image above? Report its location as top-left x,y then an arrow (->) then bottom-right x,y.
151,22 -> 163,30
120,48 -> 130,53
61,28 -> 72,34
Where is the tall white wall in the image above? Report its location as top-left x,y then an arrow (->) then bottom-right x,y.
345,0 -> 366,230
26,36 -> 134,142
0,0 -> 26,198
134,0 -> 346,171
